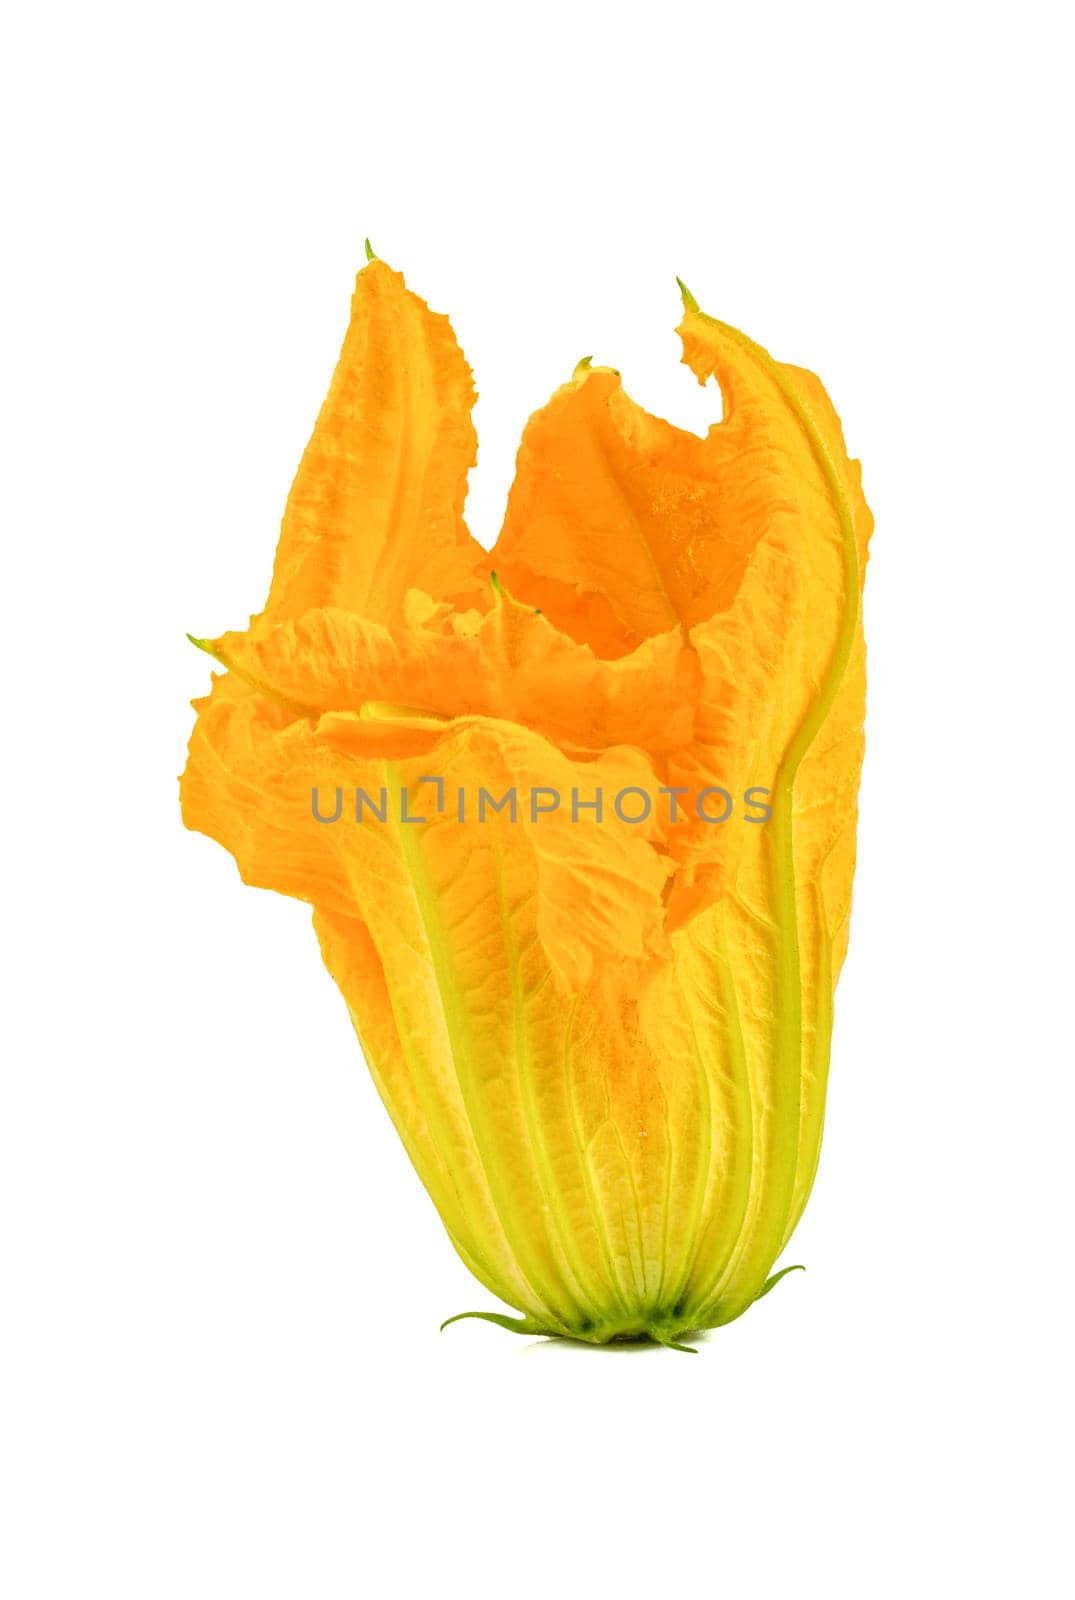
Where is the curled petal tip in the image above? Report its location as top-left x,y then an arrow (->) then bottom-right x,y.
573,354 -> 593,379
676,275 -> 700,313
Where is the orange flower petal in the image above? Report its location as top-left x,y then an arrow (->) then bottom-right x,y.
258,260 -> 485,628
181,679 -> 673,992
197,583 -> 701,757
488,362 -> 762,655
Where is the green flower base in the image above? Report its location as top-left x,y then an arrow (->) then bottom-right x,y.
441,1264 -> 805,1353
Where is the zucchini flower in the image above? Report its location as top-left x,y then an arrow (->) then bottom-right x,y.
181,251 -> 871,1350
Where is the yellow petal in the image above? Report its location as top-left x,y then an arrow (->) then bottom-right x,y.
663,301 -> 871,1322
197,584 -> 701,757
258,259 -> 484,628
488,362 -> 764,655
182,682 -> 687,1330
181,682 -> 673,991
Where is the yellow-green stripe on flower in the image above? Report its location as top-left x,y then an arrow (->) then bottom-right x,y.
180,257 -> 871,1349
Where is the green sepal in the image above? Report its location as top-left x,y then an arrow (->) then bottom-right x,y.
440,1310 -> 554,1337
649,1328 -> 698,1354
752,1263 -> 805,1303
441,1309 -> 701,1351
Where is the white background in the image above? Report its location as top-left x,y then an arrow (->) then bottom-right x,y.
3,2 -> 1072,1595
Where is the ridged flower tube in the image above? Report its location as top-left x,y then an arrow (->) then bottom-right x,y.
181,253 -> 871,1350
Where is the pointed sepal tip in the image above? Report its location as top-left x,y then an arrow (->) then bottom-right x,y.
676,275 -> 700,313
